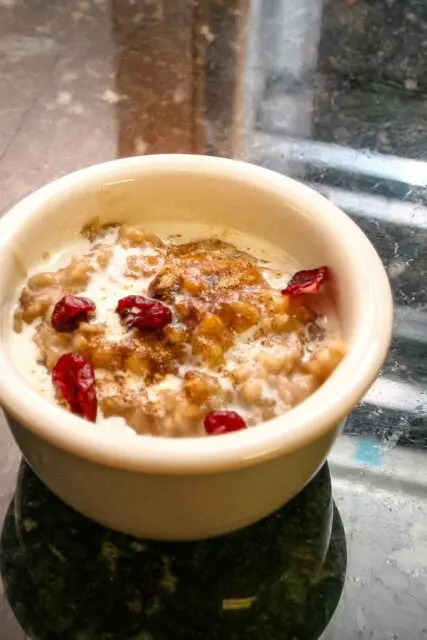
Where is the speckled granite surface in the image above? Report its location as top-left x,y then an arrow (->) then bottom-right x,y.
1,1 -> 427,638
1,463 -> 346,639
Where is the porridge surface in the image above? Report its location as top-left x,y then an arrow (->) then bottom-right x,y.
12,222 -> 346,438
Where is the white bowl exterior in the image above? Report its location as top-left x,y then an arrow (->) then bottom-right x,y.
0,155 -> 393,539
8,413 -> 340,540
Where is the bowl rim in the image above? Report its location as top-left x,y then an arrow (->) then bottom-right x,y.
0,154 -> 393,474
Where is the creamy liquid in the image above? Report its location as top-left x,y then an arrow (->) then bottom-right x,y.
9,225 -> 340,435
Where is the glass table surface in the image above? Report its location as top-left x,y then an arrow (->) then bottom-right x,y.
0,1 -> 426,638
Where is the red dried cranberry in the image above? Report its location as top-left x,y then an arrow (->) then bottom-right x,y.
281,266 -> 329,296
52,353 -> 97,422
116,295 -> 172,331
204,410 -> 247,436
52,296 -> 96,332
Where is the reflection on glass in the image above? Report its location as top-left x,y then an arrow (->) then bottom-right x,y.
1,463 -> 346,640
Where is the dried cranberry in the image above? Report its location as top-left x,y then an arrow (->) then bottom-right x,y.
281,266 -> 329,296
204,410 -> 247,436
52,296 -> 96,332
116,295 -> 172,331
52,353 -> 97,422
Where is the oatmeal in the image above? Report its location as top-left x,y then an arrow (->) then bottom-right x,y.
12,223 -> 346,437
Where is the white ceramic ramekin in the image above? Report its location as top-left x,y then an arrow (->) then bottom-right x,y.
0,155 -> 393,540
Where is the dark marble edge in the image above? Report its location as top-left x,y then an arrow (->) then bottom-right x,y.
0,463 -> 346,639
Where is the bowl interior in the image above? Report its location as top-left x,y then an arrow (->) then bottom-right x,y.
0,156 -> 393,472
